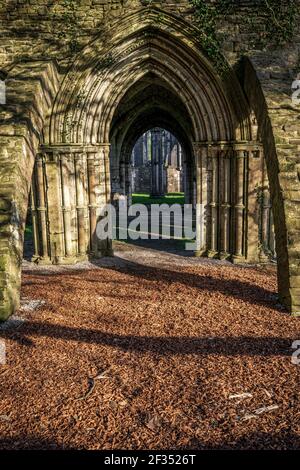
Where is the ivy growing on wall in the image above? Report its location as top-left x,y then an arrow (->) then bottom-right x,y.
51,0 -> 298,63
189,0 -> 230,75
189,0 -> 298,74
51,0 -> 81,55
262,0 -> 298,44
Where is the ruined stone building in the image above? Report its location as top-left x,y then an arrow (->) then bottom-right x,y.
0,0 -> 299,319
131,129 -> 183,195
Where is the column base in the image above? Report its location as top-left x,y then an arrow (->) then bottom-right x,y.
0,302 -> 13,321
103,240 -> 114,257
259,250 -> 272,264
219,251 -> 231,261
89,249 -> 114,259
74,254 -> 89,263
55,256 -> 85,265
31,255 -> 89,266
207,250 -> 218,259
91,241 -> 114,258
231,255 -> 246,264
194,249 -> 207,258
291,311 -> 300,317
31,255 -> 52,265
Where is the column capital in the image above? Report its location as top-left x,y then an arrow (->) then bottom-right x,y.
39,143 -> 110,154
35,153 -> 45,163
192,141 -> 262,152
73,152 -> 87,162
235,149 -> 248,159
97,143 -> 111,162
192,143 -> 209,161
232,142 -> 262,152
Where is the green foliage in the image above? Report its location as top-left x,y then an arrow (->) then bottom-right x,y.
132,193 -> 185,206
189,0 -> 298,73
51,0 -> 81,55
263,0 -> 298,44
189,0 -> 229,76
24,224 -> 33,242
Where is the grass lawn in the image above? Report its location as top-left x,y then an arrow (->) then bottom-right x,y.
24,224 -> 33,241
132,192 -> 185,205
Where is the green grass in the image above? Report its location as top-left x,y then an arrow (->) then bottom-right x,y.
132,192 -> 185,206
24,224 -> 33,241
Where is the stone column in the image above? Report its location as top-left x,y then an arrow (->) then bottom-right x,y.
0,135 -> 32,320
247,146 -> 263,262
60,153 -> 75,260
208,147 -> 219,257
98,143 -> 113,256
262,146 -> 275,259
192,177 -> 197,209
232,149 -> 247,263
151,130 -> 158,196
151,129 -> 164,197
121,149 -> 132,206
193,143 -> 208,256
74,152 -> 88,258
166,132 -> 171,167
196,156 -> 201,252
35,155 -> 50,262
126,162 -> 133,207
30,185 -> 40,261
87,152 -> 98,255
159,132 -> 165,197
178,144 -> 182,170
143,133 -> 147,164
39,145 -> 92,265
161,131 -> 167,194
102,144 -> 111,205
120,161 -> 126,195
44,152 -> 65,263
219,149 -> 232,259
183,160 -> 190,204
269,209 -> 276,256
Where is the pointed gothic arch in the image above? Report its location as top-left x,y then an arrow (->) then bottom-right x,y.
35,7 -> 260,267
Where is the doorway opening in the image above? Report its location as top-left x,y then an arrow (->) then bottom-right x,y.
131,128 -> 184,207
111,127 -> 195,254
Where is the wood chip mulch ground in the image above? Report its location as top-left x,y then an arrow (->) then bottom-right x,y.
0,247 -> 299,450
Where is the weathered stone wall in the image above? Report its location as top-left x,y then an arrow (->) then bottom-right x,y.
0,59 -> 59,318
166,168 -> 182,193
0,1 -> 191,71
132,165 -> 151,194
238,54 -> 300,312
0,1 -> 299,71
132,166 -> 183,194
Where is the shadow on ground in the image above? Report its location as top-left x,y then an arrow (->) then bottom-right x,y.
0,321 -> 293,357
22,255 -> 283,312
0,430 -> 299,450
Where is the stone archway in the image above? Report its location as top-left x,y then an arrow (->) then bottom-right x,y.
37,7 -> 257,262
0,7 -> 294,319
108,74 -> 195,207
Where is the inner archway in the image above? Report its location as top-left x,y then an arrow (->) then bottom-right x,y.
131,128 -> 184,200
107,69 -> 201,253
111,124 -> 191,253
